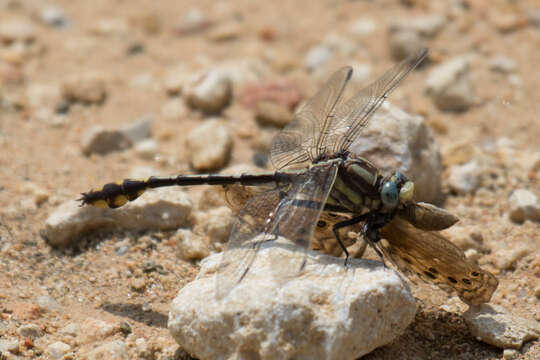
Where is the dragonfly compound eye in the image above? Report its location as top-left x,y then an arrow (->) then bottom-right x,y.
381,181 -> 399,209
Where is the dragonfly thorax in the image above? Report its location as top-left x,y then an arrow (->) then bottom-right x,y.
327,155 -> 414,214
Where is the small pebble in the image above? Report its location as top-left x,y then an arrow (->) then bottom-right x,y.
174,8 -> 212,35
62,74 -> 107,105
83,340 -> 128,360
120,115 -> 153,143
503,349 -> 519,360
304,45 -> 333,71
80,126 -> 132,156
36,295 -> 61,312
348,18 -> 376,36
489,55 -> 517,74
186,119 -> 232,171
130,277 -> 146,291
239,80 -> 301,110
254,100 -> 292,127
447,161 -> 480,194
207,22 -> 240,42
464,304 -> 540,349
426,56 -> 474,112
40,7 -> 69,28
388,30 -> 425,61
495,245 -> 530,270
45,341 -> 71,360
174,229 -> 209,261
184,69 -> 232,114
17,323 -> 44,340
195,206 -> 234,244
508,189 -> 540,223
0,339 -> 20,354
161,98 -> 188,119
135,139 -> 158,160
77,318 -> 120,344
389,15 -> 446,37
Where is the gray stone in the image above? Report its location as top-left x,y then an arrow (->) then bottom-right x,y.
447,161 -> 481,194
426,56 -> 475,112
508,189 -> 540,223
184,69 -> 232,114
304,45 -> 333,71
348,103 -> 442,203
169,245 -> 416,360
464,304 -> 540,349
17,323 -> 44,339
45,341 -> 71,360
120,115 -> 153,143
81,125 -> 132,156
186,119 -> 233,171
43,188 -> 193,247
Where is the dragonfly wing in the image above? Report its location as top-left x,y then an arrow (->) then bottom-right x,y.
268,163 -> 338,284
216,186 -> 288,299
328,48 -> 427,154
378,217 -> 498,304
270,67 -> 352,170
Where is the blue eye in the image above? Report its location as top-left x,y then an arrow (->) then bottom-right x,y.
381,181 -> 398,208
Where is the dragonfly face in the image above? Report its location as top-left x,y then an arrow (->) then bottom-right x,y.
80,47 -> 498,304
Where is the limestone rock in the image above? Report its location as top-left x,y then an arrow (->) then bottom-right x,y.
186,119 -> 233,171
464,304 -> 540,349
169,245 -> 416,360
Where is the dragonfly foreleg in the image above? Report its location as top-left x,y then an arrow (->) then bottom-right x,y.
332,212 -> 371,266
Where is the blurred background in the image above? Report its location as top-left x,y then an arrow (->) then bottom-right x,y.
0,0 -> 539,359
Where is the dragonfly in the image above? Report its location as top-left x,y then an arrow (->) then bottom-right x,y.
80,48 -> 498,304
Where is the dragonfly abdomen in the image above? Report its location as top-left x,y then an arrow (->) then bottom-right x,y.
79,172 -> 291,209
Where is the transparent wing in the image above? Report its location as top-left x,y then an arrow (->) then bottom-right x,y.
269,163 -> 338,284
216,186 -> 287,299
270,67 -> 353,170
329,48 -> 427,154
378,217 -> 498,305
216,163 -> 338,298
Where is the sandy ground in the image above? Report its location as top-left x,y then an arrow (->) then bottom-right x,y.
0,0 -> 539,359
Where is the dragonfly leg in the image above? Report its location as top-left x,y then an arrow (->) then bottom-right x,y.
362,212 -> 391,267
332,212 -> 371,266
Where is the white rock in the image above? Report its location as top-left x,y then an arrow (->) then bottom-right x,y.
502,349 -> 520,359
186,119 -> 233,171
81,126 -> 132,156
43,188 -> 193,247
174,229 -> 209,261
494,245 -> 530,270
175,8 -> 212,35
83,340 -> 129,360
45,341 -> 71,360
304,45 -> 333,70
348,103 -> 442,203
464,304 -> 540,349
426,56 -> 475,112
508,189 -> 540,223
169,245 -> 416,360
447,161 -> 481,194
184,69 -> 232,113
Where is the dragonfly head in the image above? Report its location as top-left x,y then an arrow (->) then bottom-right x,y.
381,171 -> 415,210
